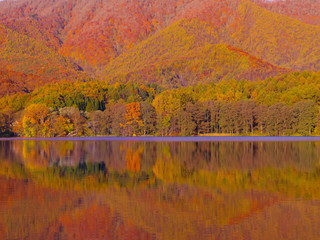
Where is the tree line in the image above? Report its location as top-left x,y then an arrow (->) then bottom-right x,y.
0,99 -> 318,137
1,71 -> 320,137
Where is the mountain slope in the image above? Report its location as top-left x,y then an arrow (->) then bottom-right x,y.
1,0 -> 193,73
0,0 -> 319,85
0,24 -> 89,92
104,19 -> 287,86
226,0 -> 320,71
0,69 -> 46,96
1,16 -> 63,50
253,0 -> 320,27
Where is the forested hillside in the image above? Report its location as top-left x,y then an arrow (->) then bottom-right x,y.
1,0 -> 319,77
1,71 -> 320,137
226,1 -> 320,71
254,0 -> 320,26
0,0 -> 319,136
0,24 -> 90,95
0,69 -> 47,96
104,19 -> 286,85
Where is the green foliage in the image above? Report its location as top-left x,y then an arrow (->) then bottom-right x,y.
1,71 -> 320,137
0,112 -> 12,136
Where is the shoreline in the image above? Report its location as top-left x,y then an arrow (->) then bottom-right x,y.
2,136 -> 320,142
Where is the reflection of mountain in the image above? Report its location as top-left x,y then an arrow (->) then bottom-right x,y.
2,139 -> 320,239
221,200 -> 320,240
0,177 -> 152,240
1,177 -> 320,240
47,203 -> 153,240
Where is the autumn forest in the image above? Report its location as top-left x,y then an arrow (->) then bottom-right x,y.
2,1 -> 320,239
0,0 -> 320,137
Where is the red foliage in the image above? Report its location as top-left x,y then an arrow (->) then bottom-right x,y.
47,203 -> 153,240
0,68 -> 54,97
0,0 -> 318,90
254,0 -> 320,26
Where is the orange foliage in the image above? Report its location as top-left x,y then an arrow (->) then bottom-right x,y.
104,18 -> 287,85
126,103 -> 143,126
0,222 -> 6,240
48,203 -> 153,240
126,146 -> 144,172
52,204 -> 114,240
0,68 -> 52,97
254,0 -> 320,27
0,0 -> 319,92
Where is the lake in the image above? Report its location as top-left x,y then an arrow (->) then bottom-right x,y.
1,137 -> 320,240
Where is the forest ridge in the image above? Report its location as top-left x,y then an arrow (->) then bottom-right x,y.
0,0 -> 319,88
0,0 -> 319,137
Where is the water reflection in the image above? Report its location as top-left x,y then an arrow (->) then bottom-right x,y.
0,139 -> 320,239
1,140 -> 319,171
0,177 -> 154,240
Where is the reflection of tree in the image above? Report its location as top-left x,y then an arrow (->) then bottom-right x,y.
2,139 -> 320,239
153,158 -> 181,182
126,146 -> 144,172
3,157 -> 320,240
22,140 -> 50,170
3,140 -> 320,174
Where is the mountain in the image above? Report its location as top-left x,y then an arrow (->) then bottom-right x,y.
225,0 -> 320,71
104,18 -> 287,86
0,0 -> 191,73
0,23 -> 90,95
0,0 -> 319,92
253,0 -> 320,27
0,68 -> 46,96
0,24 -> 85,77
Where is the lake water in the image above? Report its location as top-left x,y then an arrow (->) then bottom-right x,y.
1,137 -> 320,240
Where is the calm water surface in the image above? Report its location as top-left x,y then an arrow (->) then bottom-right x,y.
1,137 -> 320,240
